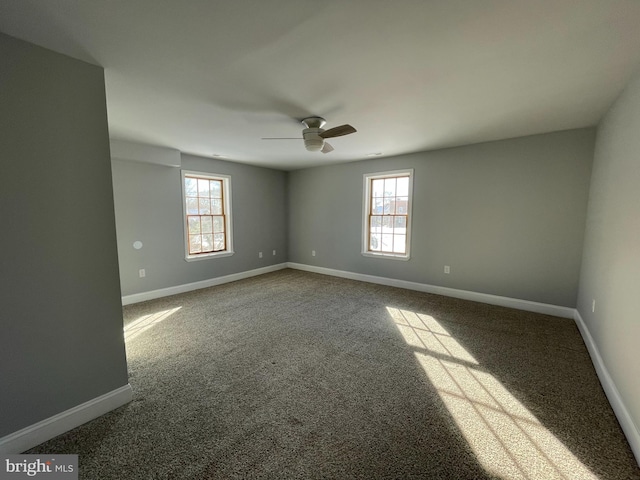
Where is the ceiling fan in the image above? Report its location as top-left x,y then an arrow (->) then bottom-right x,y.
262,116 -> 357,154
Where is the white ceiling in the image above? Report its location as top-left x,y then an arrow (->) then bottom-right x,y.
2,1 -> 640,170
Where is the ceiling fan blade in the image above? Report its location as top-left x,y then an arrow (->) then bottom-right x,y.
321,142 -> 334,154
319,124 -> 356,139
261,137 -> 302,140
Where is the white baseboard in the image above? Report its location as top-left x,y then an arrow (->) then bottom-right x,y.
286,262 -> 575,318
573,310 -> 640,466
122,263 -> 288,305
0,384 -> 133,454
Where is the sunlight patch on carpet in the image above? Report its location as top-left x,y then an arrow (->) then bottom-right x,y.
386,306 -> 597,480
124,307 -> 182,341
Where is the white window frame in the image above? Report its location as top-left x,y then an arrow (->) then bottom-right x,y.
181,170 -> 234,262
362,169 -> 414,261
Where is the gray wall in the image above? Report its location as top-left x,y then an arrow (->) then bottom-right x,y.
288,129 -> 595,307
112,154 -> 287,296
0,34 -> 128,436
577,68 -> 640,442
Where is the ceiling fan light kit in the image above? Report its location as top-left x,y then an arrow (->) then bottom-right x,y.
303,129 -> 325,152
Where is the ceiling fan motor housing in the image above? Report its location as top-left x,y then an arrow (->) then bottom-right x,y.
301,116 -> 327,129
303,128 -> 324,151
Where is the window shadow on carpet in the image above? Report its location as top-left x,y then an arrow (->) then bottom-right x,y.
387,306 -> 598,479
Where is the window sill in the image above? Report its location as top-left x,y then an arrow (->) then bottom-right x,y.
361,251 -> 410,261
185,250 -> 234,262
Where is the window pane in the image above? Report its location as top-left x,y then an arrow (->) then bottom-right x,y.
189,235 -> 202,253
382,216 -> 394,229
373,198 -> 384,214
370,215 -> 382,231
210,180 -> 222,198
381,234 -> 393,251
394,216 -> 406,229
383,199 -> 392,214
188,216 -> 201,234
370,233 -> 381,251
396,177 -> 409,196
396,197 -> 408,214
389,200 -> 397,215
212,199 -> 223,215
202,234 -> 213,252
372,179 -> 385,197
393,234 -> 406,253
185,177 -> 198,197
213,215 -> 225,233
199,198 -> 211,214
201,216 -> 213,234
213,233 -> 225,251
198,179 -> 210,196
186,197 -> 199,215
384,177 -> 396,196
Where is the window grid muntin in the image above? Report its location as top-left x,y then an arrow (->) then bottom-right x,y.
185,175 -> 227,255
368,174 -> 409,254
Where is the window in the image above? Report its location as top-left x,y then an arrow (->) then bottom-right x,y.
362,169 -> 413,260
182,171 -> 233,260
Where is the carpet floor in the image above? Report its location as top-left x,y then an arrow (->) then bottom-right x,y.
28,269 -> 639,479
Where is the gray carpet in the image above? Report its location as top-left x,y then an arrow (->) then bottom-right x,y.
28,269 -> 639,479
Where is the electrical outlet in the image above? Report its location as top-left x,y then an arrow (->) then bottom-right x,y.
258,252 -> 263,258
444,265 -> 450,274
139,269 -> 146,278
312,250 -> 316,257
273,250 -> 276,256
